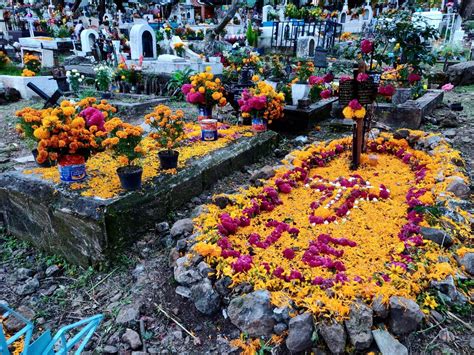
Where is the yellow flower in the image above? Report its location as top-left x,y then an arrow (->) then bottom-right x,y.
342,106 -> 354,119
206,66 -> 212,72
199,87 -> 206,94
33,127 -> 50,140
423,295 -> 438,309
354,107 -> 366,119
252,75 -> 260,82
212,92 -> 222,100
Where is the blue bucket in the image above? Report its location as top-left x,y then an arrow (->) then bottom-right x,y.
58,163 -> 87,183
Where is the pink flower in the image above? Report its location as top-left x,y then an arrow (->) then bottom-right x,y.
320,89 -> 332,99
309,76 -> 324,85
79,107 -> 105,131
282,248 -> 295,260
378,84 -> 395,97
186,92 -> 205,104
339,75 -> 352,83
360,39 -> 374,54
348,99 -> 362,110
181,83 -> 193,95
323,73 -> 334,83
356,73 -> 369,82
441,83 -> 454,92
408,73 -> 421,84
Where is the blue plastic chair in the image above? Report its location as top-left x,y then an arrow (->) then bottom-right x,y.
1,304 -> 103,355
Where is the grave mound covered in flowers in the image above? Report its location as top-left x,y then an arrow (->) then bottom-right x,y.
176,130 -> 472,349
0,98 -> 278,266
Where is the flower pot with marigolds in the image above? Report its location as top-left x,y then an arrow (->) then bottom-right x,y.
22,53 -> 41,77
238,80 -> 285,132
29,99 -> 112,182
102,118 -> 145,191
291,61 -> 315,105
145,104 -> 185,170
182,66 -> 227,121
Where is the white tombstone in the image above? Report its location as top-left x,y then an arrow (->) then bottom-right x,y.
262,5 -> 273,23
338,0 -> 349,24
80,29 -> 99,53
296,36 -> 318,58
130,23 -> 157,60
363,0 -> 373,22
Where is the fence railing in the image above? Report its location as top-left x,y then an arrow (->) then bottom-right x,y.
270,20 -> 343,54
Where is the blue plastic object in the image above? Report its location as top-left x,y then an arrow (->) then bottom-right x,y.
1,304 -> 102,355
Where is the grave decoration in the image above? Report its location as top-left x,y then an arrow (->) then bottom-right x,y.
185,131 -> 471,348
19,100 -> 257,200
94,64 -> 115,98
21,53 -> 41,77
182,66 -> 227,121
308,73 -> 336,102
66,69 -> 85,92
238,80 -> 285,132
145,104 -> 186,170
115,60 -> 143,94
291,60 -> 315,105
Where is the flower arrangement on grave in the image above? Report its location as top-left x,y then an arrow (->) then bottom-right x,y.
182,67 -> 227,121
101,118 -> 145,190
290,60 -> 315,105
22,53 -> 41,76
0,51 -> 11,68
308,74 -> 335,102
15,107 -> 44,161
145,104 -> 186,170
238,81 -> 285,131
94,64 -> 114,96
66,69 -> 84,92
342,99 -> 366,120
31,101 -> 108,182
116,61 -> 143,92
173,42 -> 185,57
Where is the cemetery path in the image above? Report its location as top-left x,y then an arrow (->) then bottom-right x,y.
0,87 -> 473,353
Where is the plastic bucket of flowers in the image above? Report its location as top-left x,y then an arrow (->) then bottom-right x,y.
145,104 -> 185,170
182,67 -> 227,122
58,155 -> 87,182
102,118 -> 145,191
200,119 -> 218,141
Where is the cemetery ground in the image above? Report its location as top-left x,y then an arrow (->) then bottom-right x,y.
0,86 -> 473,354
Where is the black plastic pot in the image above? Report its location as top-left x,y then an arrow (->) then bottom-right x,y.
32,149 -> 56,167
158,150 -> 179,170
117,165 -> 143,191
450,102 -> 463,112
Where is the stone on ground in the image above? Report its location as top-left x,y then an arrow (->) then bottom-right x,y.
190,279 -> 221,315
445,176 -> 470,199
318,321 -> 347,354
389,296 -> 424,335
116,304 -> 140,325
227,290 -> 275,337
372,329 -> 408,355
446,61 -> 474,86
170,218 -> 194,238
372,296 -> 389,319
122,328 -> 142,350
344,302 -> 373,350
3,306 -> 35,333
420,227 -> 453,247
285,313 -> 314,352
459,253 -> 474,275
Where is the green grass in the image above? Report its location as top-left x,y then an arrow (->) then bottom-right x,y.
0,64 -> 23,76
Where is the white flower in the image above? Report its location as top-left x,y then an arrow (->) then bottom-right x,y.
66,70 -> 71,76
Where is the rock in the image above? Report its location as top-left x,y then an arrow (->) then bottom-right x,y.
439,112 -> 460,128
175,286 -> 192,298
227,290 -> 275,337
168,248 -> 180,268
215,276 -> 232,296
122,328 -> 142,350
459,253 -> 474,275
16,268 -> 34,281
286,313 -> 314,353
420,227 -> 453,247
250,165 -> 276,182
273,307 -> 291,323
3,306 -> 36,333
344,303 -> 373,350
446,61 -> 474,86
45,265 -> 61,277
173,256 -> 202,286
294,136 -> 309,145
197,261 -> 213,278
103,345 -> 119,354
372,296 -> 389,319
393,129 -> 410,140
438,328 -> 455,343
443,129 -> 457,139
469,336 -> 474,349
190,204 -> 209,218
372,329 -> 408,355
274,322 -> 288,335
116,305 -> 140,325
319,321 -> 346,354
446,177 -> 470,199
190,279 -> 221,315
170,218 -> 194,238
424,135 -> 442,149
389,296 -> 424,335
15,277 -> 39,295
155,221 -> 170,234
430,276 -> 458,301
212,195 -> 233,209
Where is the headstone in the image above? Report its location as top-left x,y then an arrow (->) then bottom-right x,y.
80,29 -> 99,54
130,23 -> 157,60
